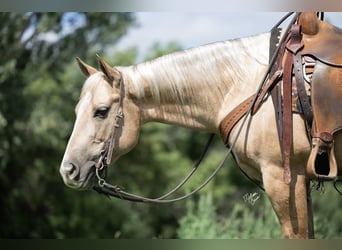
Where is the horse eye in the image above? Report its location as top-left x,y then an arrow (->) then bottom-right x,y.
94,107 -> 110,119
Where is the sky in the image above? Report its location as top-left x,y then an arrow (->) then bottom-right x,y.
116,12 -> 342,62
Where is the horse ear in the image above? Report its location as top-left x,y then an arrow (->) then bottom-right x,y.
298,12 -> 319,35
96,55 -> 121,85
76,57 -> 97,77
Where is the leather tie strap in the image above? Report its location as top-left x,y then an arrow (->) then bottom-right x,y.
281,24 -> 307,184
282,50 -> 294,184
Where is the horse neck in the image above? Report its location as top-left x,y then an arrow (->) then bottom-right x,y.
122,33 -> 270,132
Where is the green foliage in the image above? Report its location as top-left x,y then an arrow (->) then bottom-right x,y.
177,192 -> 282,239
0,12 -> 140,238
311,184 -> 342,239
177,186 -> 342,239
177,192 -> 224,238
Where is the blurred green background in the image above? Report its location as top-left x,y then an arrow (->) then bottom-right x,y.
0,13 -> 341,239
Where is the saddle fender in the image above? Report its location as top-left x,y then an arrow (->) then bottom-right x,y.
297,13 -> 342,180
306,61 -> 342,180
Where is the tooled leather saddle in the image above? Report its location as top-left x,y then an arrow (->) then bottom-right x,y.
301,14 -> 342,181
219,12 -> 342,184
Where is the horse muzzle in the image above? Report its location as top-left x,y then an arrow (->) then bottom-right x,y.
60,160 -> 96,190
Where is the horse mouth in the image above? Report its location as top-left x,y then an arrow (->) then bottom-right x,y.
80,167 -> 97,190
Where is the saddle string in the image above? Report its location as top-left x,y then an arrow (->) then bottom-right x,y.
310,179 -> 342,196
333,180 -> 342,196
92,12 -> 300,202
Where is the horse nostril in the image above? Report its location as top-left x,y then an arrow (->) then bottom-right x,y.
61,162 -> 80,181
69,163 -> 79,179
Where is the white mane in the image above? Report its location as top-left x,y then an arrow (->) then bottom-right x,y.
122,32 -> 270,105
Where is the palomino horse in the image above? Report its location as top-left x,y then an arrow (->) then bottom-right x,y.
60,13 -> 342,238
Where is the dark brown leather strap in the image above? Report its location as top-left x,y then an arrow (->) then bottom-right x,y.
104,77 -> 125,165
270,32 -> 292,146
312,132 -> 334,144
282,50 -> 294,184
280,24 -> 307,184
288,25 -> 313,126
252,70 -> 282,115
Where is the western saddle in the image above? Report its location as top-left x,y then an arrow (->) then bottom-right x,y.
219,12 -> 342,184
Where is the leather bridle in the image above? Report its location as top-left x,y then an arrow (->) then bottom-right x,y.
95,76 -> 125,171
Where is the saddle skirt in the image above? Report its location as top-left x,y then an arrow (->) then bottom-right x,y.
300,14 -> 342,181
306,61 -> 342,180
302,20 -> 342,66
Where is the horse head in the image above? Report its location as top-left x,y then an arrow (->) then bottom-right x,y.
59,56 -> 140,190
